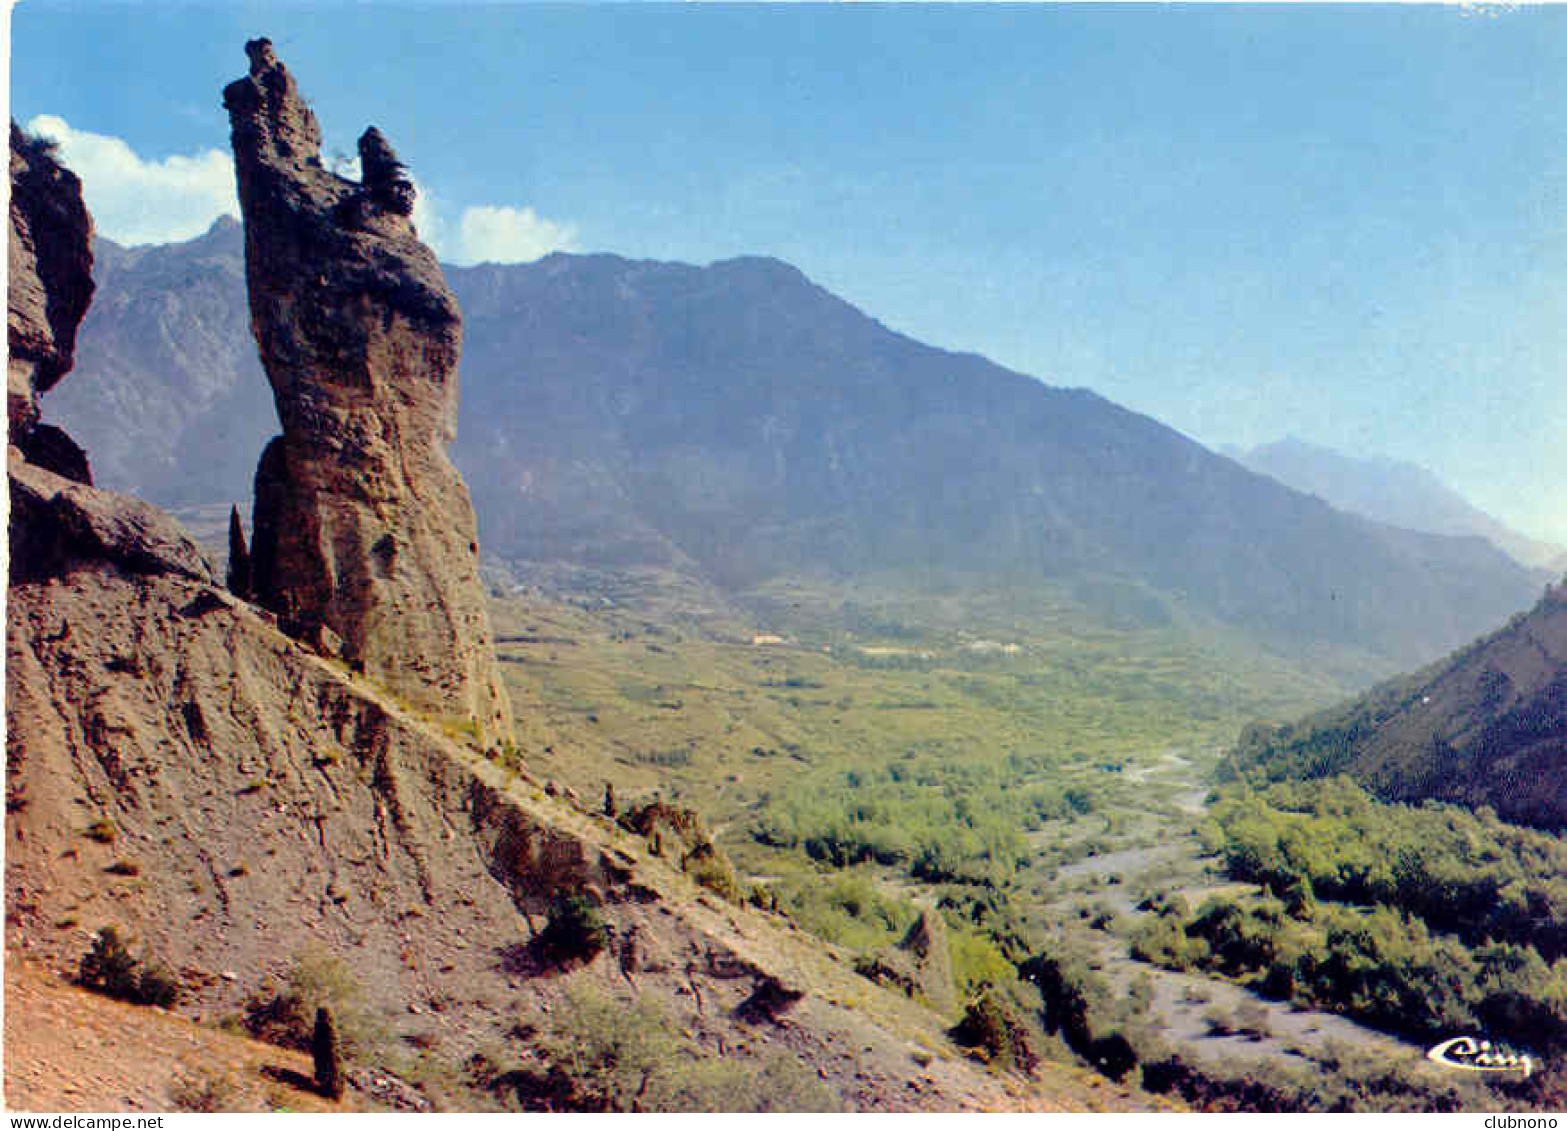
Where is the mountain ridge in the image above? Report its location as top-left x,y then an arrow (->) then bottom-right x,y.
1227,436 -> 1566,574
46,218 -> 1542,671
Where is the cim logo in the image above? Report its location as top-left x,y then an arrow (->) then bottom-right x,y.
1426,1035 -> 1535,1077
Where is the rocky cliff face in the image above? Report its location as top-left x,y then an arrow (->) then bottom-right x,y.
8,121 -> 95,482
6,122 -> 207,584
222,40 -> 510,742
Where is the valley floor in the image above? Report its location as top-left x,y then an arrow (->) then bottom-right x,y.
479,576 -> 1542,1110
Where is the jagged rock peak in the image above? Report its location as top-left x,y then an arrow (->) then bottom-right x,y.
222,41 -> 511,743
358,127 -> 415,217
8,121 -> 95,449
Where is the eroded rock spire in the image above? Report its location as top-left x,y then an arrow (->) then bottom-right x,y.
223,39 -> 511,742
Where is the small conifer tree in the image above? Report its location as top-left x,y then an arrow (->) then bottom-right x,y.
227,505 -> 252,599
313,1006 -> 345,1100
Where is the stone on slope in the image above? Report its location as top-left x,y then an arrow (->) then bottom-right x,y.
9,456 -> 215,585
222,39 -> 510,742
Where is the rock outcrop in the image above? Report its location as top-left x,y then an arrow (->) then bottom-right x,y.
9,457 -> 214,585
900,908 -> 957,1014
8,121 -> 95,481
222,40 -> 510,742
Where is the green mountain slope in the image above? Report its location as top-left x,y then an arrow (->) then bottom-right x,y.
1223,581 -> 1567,829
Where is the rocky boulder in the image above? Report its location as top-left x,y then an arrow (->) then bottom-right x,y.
222,40 -> 510,742
9,456 -> 214,585
8,121 -> 95,479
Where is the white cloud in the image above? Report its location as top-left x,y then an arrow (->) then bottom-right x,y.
408,183 -> 576,266
449,205 -> 578,267
25,115 -> 577,264
26,114 -> 239,246
408,174 -> 444,252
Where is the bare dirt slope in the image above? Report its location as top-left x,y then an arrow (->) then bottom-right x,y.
3,953 -> 357,1112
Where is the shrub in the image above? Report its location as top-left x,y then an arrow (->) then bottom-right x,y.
169,1072 -> 237,1112
950,988 -> 1039,1074
659,1045 -> 844,1112
539,893 -> 608,964
1018,951 -> 1093,1050
1233,1001 -> 1272,1039
136,964 -> 180,1008
244,947 -> 379,1059
1087,1032 -> 1138,1082
1203,1005 -> 1236,1036
79,927 -> 138,1000
532,988 -> 673,1110
516,987 -> 844,1112
78,927 -> 179,1007
949,929 -> 1016,998
682,844 -> 743,903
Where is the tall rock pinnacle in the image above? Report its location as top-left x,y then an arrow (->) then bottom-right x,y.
223,39 -> 511,742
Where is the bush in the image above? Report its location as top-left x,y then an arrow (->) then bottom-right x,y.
950,989 -> 1039,1074
1233,1001 -> 1272,1039
500,986 -> 844,1112
1087,1033 -> 1138,1082
243,947 -> 380,1059
79,927 -> 138,1000
682,844 -> 743,903
78,927 -> 179,1007
773,874 -> 919,955
135,964 -> 180,1008
539,893 -> 608,964
169,1072 -> 238,1113
1018,951 -> 1093,1050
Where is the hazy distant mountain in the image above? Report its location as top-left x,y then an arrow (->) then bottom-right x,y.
51,220 -> 1541,667
1226,437 -> 1566,573
1225,580 -> 1567,830
49,217 -> 277,506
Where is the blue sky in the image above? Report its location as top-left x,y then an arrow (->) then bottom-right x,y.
13,3 -> 1567,546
